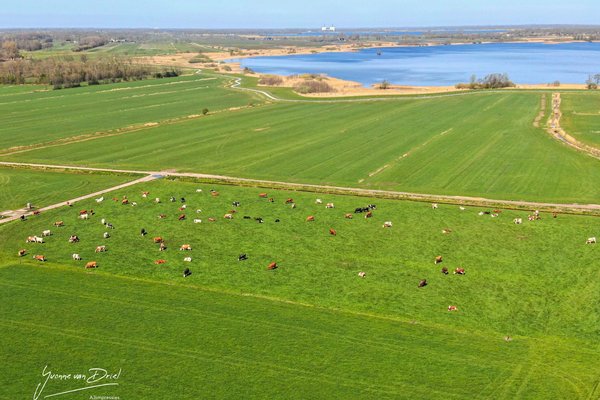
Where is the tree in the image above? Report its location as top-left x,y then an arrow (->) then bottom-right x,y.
378,80 -> 390,90
202,108 -> 209,115
586,75 -> 598,90
1,41 -> 21,60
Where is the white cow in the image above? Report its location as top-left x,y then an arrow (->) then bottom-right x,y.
80,213 -> 89,220
358,271 -> 366,278
193,219 -> 202,224
383,221 -> 393,228
155,198 -> 161,203
459,206 -> 466,211
101,218 -> 106,225
196,209 -> 202,213
95,196 -> 104,203
184,257 -> 192,262
586,237 -> 596,244
196,189 -> 203,193
42,230 -> 52,237
432,203 -> 438,209
34,236 -> 44,243
72,253 -> 81,260
181,204 -> 187,210
315,199 -> 323,204
103,232 -> 110,239
131,202 -> 137,206
326,203 -> 335,209
513,218 -> 523,225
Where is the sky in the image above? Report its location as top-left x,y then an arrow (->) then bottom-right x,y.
0,0 -> 598,29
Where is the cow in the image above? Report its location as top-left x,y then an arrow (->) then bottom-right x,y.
447,305 -> 458,312
454,268 -> 466,275
95,196 -> 104,203
72,253 -> 81,260
106,223 -> 114,229
80,213 -> 89,220
79,210 -> 88,215
367,204 -> 377,210
208,217 -> 217,222
193,219 -> 202,224
552,212 -> 558,218
142,191 -> 149,198
383,221 -> 393,228
103,232 -> 110,239
33,255 -> 46,262
159,243 -> 167,251
184,257 -> 192,262
441,267 -> 448,275
243,216 -> 251,220
85,261 -> 98,269
586,237 -> 597,244
158,214 -> 166,219
95,245 -> 106,253
26,236 -> 43,243
196,189 -> 203,193
268,198 -> 275,203
365,212 -> 373,219
179,205 -> 187,211
181,197 -> 186,203
169,196 -> 176,202
210,191 -> 220,197
154,259 -> 167,265
267,262 -> 278,270
180,244 -> 192,251
121,199 -> 129,205
285,198 -> 294,204
153,237 -> 163,244
291,203 -> 296,209
259,193 -> 268,198
442,228 -> 451,234
354,207 -> 363,214
155,198 -> 161,203
238,253 -> 248,261
345,213 -> 353,219
101,218 -> 106,225
131,202 -> 137,207
232,201 -> 241,207
435,256 -> 443,264
224,213 -> 233,220
183,268 -> 192,277
329,228 -> 337,236
54,221 -> 64,227
42,230 -> 52,237
358,271 -> 366,278
18,249 -> 26,257
432,203 -> 438,209
275,219 -> 280,223
513,218 -> 523,224
315,199 -> 323,204
418,279 -> 428,288
459,206 -> 466,211
255,217 -> 263,223
141,228 -> 147,236
326,203 -> 335,209
33,210 -> 41,216
306,216 -> 315,222
178,214 -> 186,221
68,235 -> 79,243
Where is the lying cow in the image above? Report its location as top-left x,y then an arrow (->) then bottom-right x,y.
95,245 -> 106,253
259,193 -> 268,198
285,198 -> 294,204
586,237 -> 597,244
68,235 -> 79,243
210,191 -> 219,197
18,249 -> 26,257
238,254 -> 248,261
447,305 -> 458,312
153,237 -> 163,244
329,228 -> 337,236
441,267 -> 448,275
345,213 -> 353,219
418,279 -> 428,288
513,218 -> 523,225
306,216 -> 315,222
454,268 -> 466,275
326,203 -> 335,209
383,221 -> 393,228
178,214 -> 186,221
267,262 -> 278,270
183,268 -> 192,278
159,243 -> 167,251
435,256 -> 443,264
154,259 -> 167,265
315,199 -> 323,204
85,261 -> 98,269
95,196 -> 104,203
54,221 -> 64,227
358,271 -> 366,278
432,203 -> 438,209
183,257 -> 192,262
365,212 -> 373,219
441,228 -> 451,234
33,255 -> 46,262
193,219 -> 202,223
79,213 -> 89,220
224,214 -> 233,220
179,244 -> 192,251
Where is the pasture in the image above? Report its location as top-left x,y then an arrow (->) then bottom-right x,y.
0,179 -> 598,399
561,91 -> 600,148
5,88 -> 600,203
0,167 -> 136,211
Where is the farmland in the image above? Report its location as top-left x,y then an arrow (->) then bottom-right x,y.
4,86 -> 600,203
561,91 -> 600,148
0,179 -> 598,399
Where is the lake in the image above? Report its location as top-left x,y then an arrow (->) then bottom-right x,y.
229,42 -> 600,87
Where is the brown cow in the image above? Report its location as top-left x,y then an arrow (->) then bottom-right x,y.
122,199 -> 129,205
18,249 -> 26,257
267,262 -> 278,270
85,261 -> 98,269
154,259 -> 167,265
95,245 -> 106,253
224,213 -> 233,219
454,268 -> 466,275
33,255 -> 46,262
441,267 -> 448,275
179,244 -> 192,251
344,213 -> 353,219
259,193 -> 268,198
54,221 -> 64,227
211,191 -> 220,197
178,214 -> 186,221
285,198 -> 294,204
365,211 -> 373,218
208,217 -> 216,222
435,256 -> 443,264
306,216 -> 315,222
448,305 -> 458,312
418,279 -> 428,288
79,210 -> 88,215
158,214 -> 167,219
33,210 -> 41,216
329,228 -> 337,236
153,237 -> 164,243
159,242 -> 167,251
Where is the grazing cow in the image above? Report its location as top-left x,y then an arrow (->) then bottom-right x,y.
442,228 -> 451,234
42,230 -> 51,237
95,245 -> 106,253
285,198 -> 294,204
232,201 -> 241,207
112,198 -> 119,202
141,228 -> 147,236
95,196 -> 104,203
354,207 -> 363,214
183,257 -> 192,262
154,259 -> 167,265
131,202 -> 138,207
447,305 -> 458,312
275,219 -> 280,223
306,216 -> 315,222
365,212 -> 373,219
33,255 -> 46,262
267,262 -> 278,270
345,213 -> 353,219
454,268 -> 466,275
122,199 -> 129,205
159,243 -> 167,251
142,191 -> 149,198
367,204 -> 377,210
106,223 -> 114,229
435,256 -> 443,264
25,236 -> 35,243
459,206 -> 466,211
80,213 -> 89,220
208,217 -> 216,222
85,261 -> 98,269
326,203 -> 335,209
18,249 -> 26,257
103,232 -> 110,239
155,198 -> 161,203
315,199 -> 323,204
329,228 -> 337,236
432,203 -> 438,209
291,203 -> 296,209
101,218 -> 106,225
169,196 -> 176,202
153,237 -> 163,244
383,221 -> 393,228
178,214 -> 186,221
79,210 -> 88,215
418,279 -> 428,288
441,267 -> 448,275
54,221 -> 64,227
514,218 -> 523,224
33,210 -> 41,216
68,235 -> 79,243
210,191 -> 220,197
586,237 -> 596,244
28,236 -> 44,244
224,213 -> 233,219
158,214 -> 166,219
268,198 -> 275,203
181,197 -> 186,203
193,219 -> 202,224
180,244 -> 192,251
72,253 -> 81,260
553,212 -> 558,218
243,216 -> 251,219
358,271 -> 366,278
183,268 -> 192,278
255,217 -> 263,223
196,209 -> 203,214
196,189 -> 203,193
258,193 -> 268,198
238,253 -> 248,261
179,205 -> 187,211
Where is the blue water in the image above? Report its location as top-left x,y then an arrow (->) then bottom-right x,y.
230,42 -> 600,87
266,29 -> 506,37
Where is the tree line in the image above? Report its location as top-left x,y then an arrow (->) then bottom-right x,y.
455,73 -> 515,89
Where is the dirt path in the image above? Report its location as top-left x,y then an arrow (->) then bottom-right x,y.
546,93 -> 600,160
1,162 -> 598,220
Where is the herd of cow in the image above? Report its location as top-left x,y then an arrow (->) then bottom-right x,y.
15,187 -> 598,312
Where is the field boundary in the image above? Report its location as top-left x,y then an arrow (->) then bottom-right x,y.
1,161 -> 598,217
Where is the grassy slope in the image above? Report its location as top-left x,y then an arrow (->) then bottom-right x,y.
0,168 -> 136,211
561,91 -> 600,148
6,91 -> 600,203
0,74 -> 259,150
0,180 -> 598,399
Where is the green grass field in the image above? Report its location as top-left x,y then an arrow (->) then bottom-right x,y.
0,179 -> 598,399
0,167 -> 137,211
561,92 -> 600,148
5,88 -> 600,203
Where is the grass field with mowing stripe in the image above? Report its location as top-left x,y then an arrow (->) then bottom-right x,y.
561,91 -> 600,148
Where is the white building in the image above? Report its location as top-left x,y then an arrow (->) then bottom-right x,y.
321,25 -> 336,32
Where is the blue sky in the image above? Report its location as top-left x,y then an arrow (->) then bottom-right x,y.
1,0 -> 597,29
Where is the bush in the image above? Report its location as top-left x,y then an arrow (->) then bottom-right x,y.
202,108 -> 209,115
258,75 -> 283,86
293,80 -> 334,94
455,73 -> 515,89
378,80 -> 390,90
